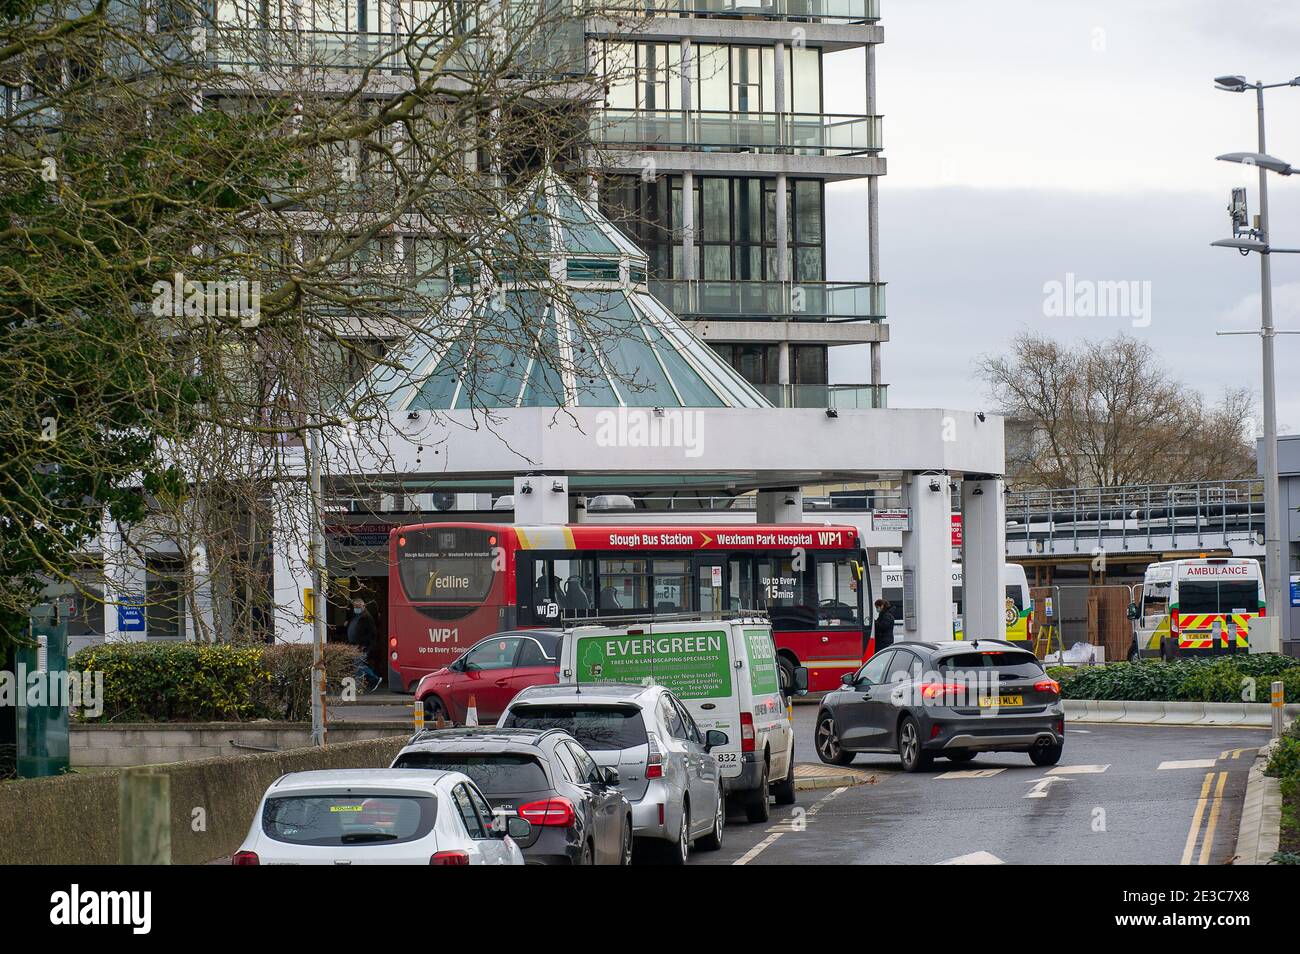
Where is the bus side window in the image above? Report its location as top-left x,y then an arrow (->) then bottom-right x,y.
728,557 -> 753,612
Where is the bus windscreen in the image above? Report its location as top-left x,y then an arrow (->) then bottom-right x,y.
397,527 -> 496,603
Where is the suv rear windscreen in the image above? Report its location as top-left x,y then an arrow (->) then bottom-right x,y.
392,753 -> 549,793
501,705 -> 648,751
262,794 -> 435,846
937,651 -> 1044,679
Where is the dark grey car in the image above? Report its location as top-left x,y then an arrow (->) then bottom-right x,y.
814,640 -> 1065,772
391,727 -> 633,864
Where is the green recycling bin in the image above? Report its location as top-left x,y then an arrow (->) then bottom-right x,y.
16,604 -> 70,777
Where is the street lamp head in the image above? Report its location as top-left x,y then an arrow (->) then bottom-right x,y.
1216,151 -> 1294,175
1211,237 -> 1268,253
1214,74 -> 1250,91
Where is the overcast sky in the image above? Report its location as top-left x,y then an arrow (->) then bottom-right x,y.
823,0 -> 1300,436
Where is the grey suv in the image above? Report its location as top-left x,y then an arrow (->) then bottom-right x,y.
500,683 -> 728,864
815,640 -> 1065,772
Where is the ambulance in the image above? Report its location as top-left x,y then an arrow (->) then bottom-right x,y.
1127,558 -> 1264,660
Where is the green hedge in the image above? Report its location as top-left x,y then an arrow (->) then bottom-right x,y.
1046,655 -> 1300,704
72,642 -> 364,722
1265,721 -> 1300,864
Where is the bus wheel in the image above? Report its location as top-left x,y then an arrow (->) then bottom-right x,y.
778,657 -> 796,694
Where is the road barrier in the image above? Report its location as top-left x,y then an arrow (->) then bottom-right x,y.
0,735 -> 408,865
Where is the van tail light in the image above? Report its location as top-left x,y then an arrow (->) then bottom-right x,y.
646,732 -> 666,778
517,797 -> 577,828
740,712 -> 756,753
1034,678 -> 1060,695
231,851 -> 259,866
430,850 -> 470,865
1170,610 -> 1180,636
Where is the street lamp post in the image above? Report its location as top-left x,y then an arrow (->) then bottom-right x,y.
1212,74 -> 1300,645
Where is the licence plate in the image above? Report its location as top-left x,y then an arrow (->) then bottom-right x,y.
978,695 -> 1023,707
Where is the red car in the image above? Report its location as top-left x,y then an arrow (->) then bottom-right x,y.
414,630 -> 562,725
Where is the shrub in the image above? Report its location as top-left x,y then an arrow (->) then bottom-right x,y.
258,644 -> 364,721
72,641 -> 363,723
1058,655 -> 1299,703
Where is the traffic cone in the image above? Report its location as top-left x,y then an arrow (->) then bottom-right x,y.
465,694 -> 479,727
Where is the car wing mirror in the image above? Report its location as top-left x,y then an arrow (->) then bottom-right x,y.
792,666 -> 809,695
704,730 -> 729,752
840,673 -> 857,687
504,816 -> 532,840
600,766 -> 621,786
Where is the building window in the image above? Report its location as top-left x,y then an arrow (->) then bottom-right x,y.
712,344 -> 779,387
600,175 -> 824,282
146,558 -> 186,641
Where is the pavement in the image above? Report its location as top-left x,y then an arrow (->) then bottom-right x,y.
697,704 -> 1267,865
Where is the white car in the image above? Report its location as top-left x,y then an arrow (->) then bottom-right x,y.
233,769 -> 530,865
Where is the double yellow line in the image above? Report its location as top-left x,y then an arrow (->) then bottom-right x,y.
1180,771 -> 1228,865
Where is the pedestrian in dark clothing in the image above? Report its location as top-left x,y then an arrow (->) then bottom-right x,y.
347,598 -> 383,692
871,599 -> 895,656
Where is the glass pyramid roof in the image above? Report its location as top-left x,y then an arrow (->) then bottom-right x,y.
358,174 -> 771,411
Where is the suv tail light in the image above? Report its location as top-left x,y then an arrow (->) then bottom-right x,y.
1034,678 -> 1060,695
430,850 -> 470,865
740,712 -> 756,753
231,851 -> 259,866
517,797 -> 577,827
646,732 -> 666,778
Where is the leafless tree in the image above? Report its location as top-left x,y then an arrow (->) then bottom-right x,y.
978,332 -> 1257,490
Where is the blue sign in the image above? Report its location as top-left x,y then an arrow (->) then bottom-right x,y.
1291,578 -> 1300,608
117,596 -> 146,632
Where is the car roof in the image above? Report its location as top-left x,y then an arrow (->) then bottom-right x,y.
402,727 -> 570,750
267,769 -> 465,794
888,639 -> 1029,655
510,682 -> 657,704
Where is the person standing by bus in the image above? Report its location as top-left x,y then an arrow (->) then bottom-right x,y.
871,599 -> 895,657
347,597 -> 383,692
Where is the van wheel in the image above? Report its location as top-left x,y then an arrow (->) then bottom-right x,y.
745,760 -> 771,823
1126,643 -> 1139,663
772,754 -> 797,806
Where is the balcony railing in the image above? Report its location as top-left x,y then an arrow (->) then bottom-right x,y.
651,280 -> 885,321
203,25 -> 586,75
592,109 -> 881,155
754,383 -> 887,409
587,0 -> 880,23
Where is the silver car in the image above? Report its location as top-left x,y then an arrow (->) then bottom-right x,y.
499,683 -> 728,864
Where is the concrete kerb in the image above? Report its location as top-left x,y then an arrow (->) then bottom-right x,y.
793,762 -> 873,791
1233,738 -> 1283,865
1065,699 -> 1299,727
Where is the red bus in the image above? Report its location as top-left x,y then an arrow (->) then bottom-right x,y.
387,522 -> 872,693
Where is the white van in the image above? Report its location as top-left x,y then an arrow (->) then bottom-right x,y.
878,563 -> 1033,646
559,615 -> 806,823
1128,558 -> 1264,660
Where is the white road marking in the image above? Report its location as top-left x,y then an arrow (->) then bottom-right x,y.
937,851 -> 1005,865
1024,776 -> 1071,799
1046,763 -> 1109,775
733,832 -> 783,866
1068,729 -> 1091,734
731,785 -> 847,866
934,768 -> 1006,780
1159,759 -> 1218,771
